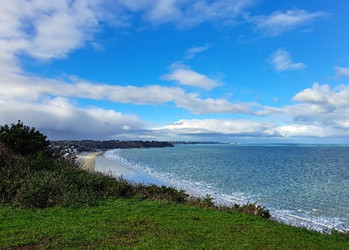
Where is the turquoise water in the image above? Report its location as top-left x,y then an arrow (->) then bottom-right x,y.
102,144 -> 349,232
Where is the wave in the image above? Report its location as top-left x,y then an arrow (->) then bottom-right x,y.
104,149 -> 250,203
271,209 -> 349,232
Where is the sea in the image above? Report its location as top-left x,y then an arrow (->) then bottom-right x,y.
95,144 -> 349,232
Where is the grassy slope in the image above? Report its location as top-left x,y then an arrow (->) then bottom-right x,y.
1,198 -> 348,249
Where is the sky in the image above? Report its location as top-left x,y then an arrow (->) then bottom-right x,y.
0,0 -> 349,143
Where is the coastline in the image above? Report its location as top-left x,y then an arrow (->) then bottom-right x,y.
94,151 -> 165,186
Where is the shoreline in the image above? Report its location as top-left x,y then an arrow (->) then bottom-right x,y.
93,151 -> 165,186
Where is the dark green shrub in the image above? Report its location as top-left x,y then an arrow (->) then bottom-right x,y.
134,184 -> 189,203
15,173 -> 55,208
202,194 -> 214,209
0,121 -> 49,156
187,194 -> 215,209
106,177 -> 134,198
0,144 -> 24,203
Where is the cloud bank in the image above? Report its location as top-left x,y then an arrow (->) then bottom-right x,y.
0,97 -> 146,140
155,83 -> 349,139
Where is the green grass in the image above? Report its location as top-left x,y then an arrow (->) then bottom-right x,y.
1,198 -> 348,249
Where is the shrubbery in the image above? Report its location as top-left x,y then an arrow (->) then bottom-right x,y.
232,203 -> 271,218
134,184 -> 189,203
0,121 -> 49,156
0,143 -> 189,208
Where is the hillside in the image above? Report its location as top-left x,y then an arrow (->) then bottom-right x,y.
1,199 -> 348,249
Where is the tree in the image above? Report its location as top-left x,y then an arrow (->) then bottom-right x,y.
0,121 -> 49,156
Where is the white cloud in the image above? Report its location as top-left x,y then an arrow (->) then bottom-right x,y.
334,66 -> 349,78
155,114 -> 349,139
285,83 -> 349,131
0,70 -> 261,116
185,44 -> 211,59
271,125 -> 339,138
174,96 -> 259,115
269,49 -> 307,71
0,67 -> 184,105
162,64 -> 223,90
155,118 -> 349,139
158,119 -> 273,135
292,82 -> 349,107
0,0 -> 106,61
252,9 -> 327,36
293,83 -> 331,104
118,0 -> 256,28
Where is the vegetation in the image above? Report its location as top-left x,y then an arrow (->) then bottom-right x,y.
0,122 -> 348,249
0,144 -> 189,208
0,121 -> 49,156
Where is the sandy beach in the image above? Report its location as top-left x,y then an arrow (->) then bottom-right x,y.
93,151 -> 165,186
78,152 -> 103,172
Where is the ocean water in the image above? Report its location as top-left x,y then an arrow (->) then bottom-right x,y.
101,144 -> 349,232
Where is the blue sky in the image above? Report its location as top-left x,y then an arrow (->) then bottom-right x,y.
0,0 -> 349,142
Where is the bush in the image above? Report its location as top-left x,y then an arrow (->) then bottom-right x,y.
0,121 -> 49,156
232,202 -> 271,219
15,171 -> 58,208
0,144 -> 23,203
134,184 -> 189,203
1,148 -> 188,208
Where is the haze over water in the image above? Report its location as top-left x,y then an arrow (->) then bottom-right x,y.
101,144 -> 349,232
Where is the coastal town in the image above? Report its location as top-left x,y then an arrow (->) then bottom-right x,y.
48,140 -> 175,164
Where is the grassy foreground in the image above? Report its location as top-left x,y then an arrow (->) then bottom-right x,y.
1,198 -> 348,249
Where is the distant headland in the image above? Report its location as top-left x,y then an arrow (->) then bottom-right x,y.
49,140 -> 174,162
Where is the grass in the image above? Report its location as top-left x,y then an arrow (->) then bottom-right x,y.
1,198 -> 348,249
